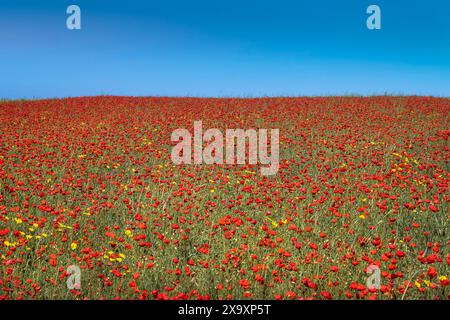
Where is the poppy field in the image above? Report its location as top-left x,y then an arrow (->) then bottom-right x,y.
0,96 -> 449,300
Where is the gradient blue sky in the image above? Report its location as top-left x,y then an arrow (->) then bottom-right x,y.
1,0 -> 449,98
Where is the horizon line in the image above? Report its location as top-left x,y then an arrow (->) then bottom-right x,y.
1,93 -> 450,102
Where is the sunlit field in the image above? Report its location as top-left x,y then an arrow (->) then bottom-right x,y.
0,96 -> 448,300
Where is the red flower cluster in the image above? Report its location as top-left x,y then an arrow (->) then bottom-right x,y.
0,96 -> 448,300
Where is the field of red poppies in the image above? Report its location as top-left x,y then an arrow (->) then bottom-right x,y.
0,96 -> 448,300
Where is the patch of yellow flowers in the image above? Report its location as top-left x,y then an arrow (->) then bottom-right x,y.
265,217 -> 288,229
104,251 -> 126,263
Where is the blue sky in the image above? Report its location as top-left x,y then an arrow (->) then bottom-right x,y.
1,0 -> 449,98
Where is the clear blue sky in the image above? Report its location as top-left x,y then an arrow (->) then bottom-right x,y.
1,0 -> 449,98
